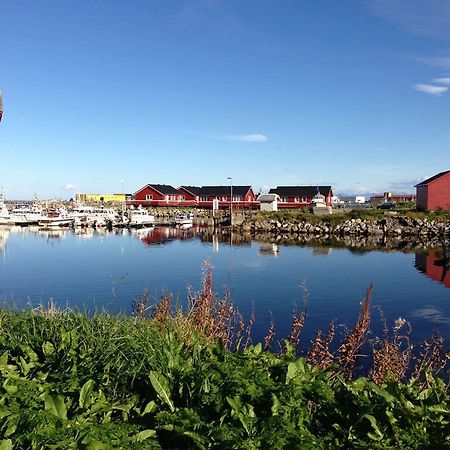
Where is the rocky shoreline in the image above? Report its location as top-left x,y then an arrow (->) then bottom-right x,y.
236,215 -> 450,239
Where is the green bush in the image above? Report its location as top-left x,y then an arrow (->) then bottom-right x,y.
0,310 -> 448,449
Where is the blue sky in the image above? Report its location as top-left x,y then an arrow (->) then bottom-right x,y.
1,0 -> 450,199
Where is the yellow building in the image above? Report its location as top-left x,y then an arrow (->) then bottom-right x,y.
75,193 -> 126,203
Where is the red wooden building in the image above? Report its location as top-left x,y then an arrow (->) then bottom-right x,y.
268,186 -> 333,208
178,185 -> 257,209
415,170 -> 450,211
131,184 -> 187,207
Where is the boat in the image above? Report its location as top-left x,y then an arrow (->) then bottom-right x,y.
69,206 -> 120,227
175,213 -> 194,227
0,195 -> 11,225
126,208 -> 155,227
38,209 -> 75,227
9,203 -> 45,225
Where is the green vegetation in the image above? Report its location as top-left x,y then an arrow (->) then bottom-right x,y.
0,268 -> 449,448
254,207 -> 450,224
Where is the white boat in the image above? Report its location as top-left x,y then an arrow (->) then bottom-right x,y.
175,213 -> 193,227
69,206 -> 120,227
38,209 -> 75,227
0,195 -> 11,225
125,208 -> 155,227
9,203 -> 45,225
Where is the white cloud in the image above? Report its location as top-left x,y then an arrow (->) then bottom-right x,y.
413,83 -> 448,95
64,183 -> 77,190
220,134 -> 268,143
433,76 -> 450,85
368,0 -> 450,40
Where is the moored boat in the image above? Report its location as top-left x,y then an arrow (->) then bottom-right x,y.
175,213 -> 193,227
125,208 -> 155,227
38,209 -> 75,227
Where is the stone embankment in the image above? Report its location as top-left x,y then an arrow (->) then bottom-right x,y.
237,216 -> 450,239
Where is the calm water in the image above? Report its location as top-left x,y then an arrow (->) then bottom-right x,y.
0,225 -> 449,346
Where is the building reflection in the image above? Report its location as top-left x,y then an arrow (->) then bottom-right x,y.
415,245 -> 450,288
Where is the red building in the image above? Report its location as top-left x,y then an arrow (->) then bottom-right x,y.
268,186 -> 333,208
178,185 -> 257,209
131,184 -> 187,207
415,170 -> 450,211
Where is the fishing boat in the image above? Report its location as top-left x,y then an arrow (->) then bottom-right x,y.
126,208 -> 155,227
0,195 -> 10,225
38,209 -> 75,227
175,213 -> 193,227
69,206 -> 120,227
8,202 -> 45,225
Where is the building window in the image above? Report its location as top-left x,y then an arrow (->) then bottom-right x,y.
145,194 -> 153,200
301,197 -> 307,203
200,196 -> 208,202
232,195 -> 241,202
281,197 -> 288,203
294,197 -> 299,203
222,196 -> 227,201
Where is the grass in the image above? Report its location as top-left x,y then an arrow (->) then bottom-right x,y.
0,264 -> 449,448
252,207 -> 450,225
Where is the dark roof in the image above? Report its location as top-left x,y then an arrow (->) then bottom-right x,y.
134,184 -> 181,196
196,186 -> 252,196
179,186 -> 203,196
269,186 -> 332,197
415,171 -> 450,187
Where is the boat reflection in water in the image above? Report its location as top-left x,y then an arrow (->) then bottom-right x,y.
258,243 -> 279,257
415,243 -> 450,288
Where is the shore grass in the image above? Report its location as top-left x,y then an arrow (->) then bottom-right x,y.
0,266 -> 449,448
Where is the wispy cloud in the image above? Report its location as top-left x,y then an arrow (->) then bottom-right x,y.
219,134 -> 268,143
368,0 -> 450,40
389,176 -> 428,191
433,76 -> 450,84
64,183 -> 77,190
413,83 -> 448,95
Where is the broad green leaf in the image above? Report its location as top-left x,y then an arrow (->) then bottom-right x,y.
79,379 -> 95,409
286,359 -> 305,384
271,394 -> 281,416
142,400 -> 157,415
226,396 -> 241,413
0,439 -> 12,450
42,342 -> 56,356
41,393 -> 67,420
0,352 -> 8,367
363,414 -> 383,440
134,429 -> 157,442
19,345 -> 38,362
369,383 -> 395,403
149,371 -> 174,412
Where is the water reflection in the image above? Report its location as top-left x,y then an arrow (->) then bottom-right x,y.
415,244 -> 450,288
258,243 -> 280,257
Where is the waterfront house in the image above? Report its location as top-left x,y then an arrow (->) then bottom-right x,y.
268,186 -> 333,208
415,170 -> 450,211
132,184 -> 186,207
178,185 -> 257,209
